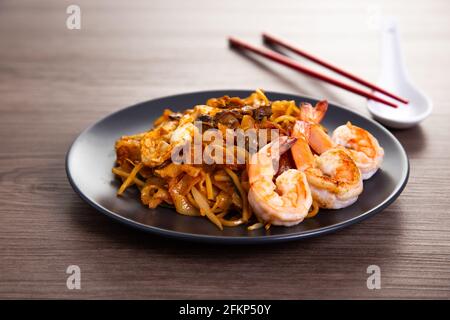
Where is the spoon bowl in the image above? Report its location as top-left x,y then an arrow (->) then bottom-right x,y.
368,79 -> 433,129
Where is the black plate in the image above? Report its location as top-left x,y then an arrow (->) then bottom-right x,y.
66,90 -> 409,243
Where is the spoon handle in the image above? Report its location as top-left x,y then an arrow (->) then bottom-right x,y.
380,17 -> 409,82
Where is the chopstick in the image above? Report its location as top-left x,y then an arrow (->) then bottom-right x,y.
228,36 -> 398,108
262,32 -> 409,104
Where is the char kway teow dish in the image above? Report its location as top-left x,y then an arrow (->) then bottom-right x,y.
113,89 -> 384,231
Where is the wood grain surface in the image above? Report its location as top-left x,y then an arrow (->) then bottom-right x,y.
1,0 -> 449,299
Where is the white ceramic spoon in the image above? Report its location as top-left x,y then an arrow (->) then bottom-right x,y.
367,18 -> 432,129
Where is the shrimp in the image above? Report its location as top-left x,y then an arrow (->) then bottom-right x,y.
299,100 -> 328,124
291,121 -> 363,209
331,122 -> 384,180
298,110 -> 384,180
248,136 -> 313,226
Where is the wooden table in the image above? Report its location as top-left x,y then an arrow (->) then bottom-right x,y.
1,0 -> 449,299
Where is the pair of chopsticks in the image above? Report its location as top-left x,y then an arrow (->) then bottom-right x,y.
228,33 -> 408,108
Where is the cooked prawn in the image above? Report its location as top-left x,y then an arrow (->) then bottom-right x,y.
248,136 -> 312,226
296,101 -> 383,180
299,100 -> 328,124
291,121 -> 363,209
332,122 -> 384,180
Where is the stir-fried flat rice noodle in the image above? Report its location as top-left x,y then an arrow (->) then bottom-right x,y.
112,90 -> 336,230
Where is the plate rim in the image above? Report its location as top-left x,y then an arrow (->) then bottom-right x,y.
66,89 -> 410,244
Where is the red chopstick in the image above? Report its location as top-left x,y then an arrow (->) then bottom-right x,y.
229,36 -> 398,108
262,32 -> 408,104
